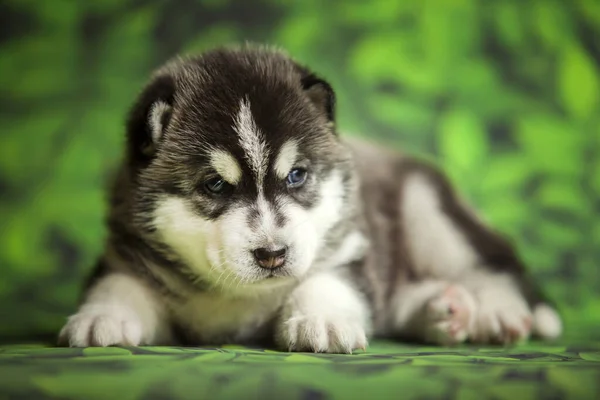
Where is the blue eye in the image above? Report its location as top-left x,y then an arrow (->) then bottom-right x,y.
204,176 -> 232,195
286,168 -> 308,188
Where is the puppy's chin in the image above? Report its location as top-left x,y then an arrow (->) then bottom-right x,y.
206,264 -> 299,297
205,256 -> 309,292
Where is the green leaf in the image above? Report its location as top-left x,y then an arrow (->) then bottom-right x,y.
537,219 -> 583,247
439,108 -> 489,170
574,0 -> 600,30
493,2 -> 525,50
537,180 -> 589,214
516,115 -> 585,176
481,194 -> 529,234
349,32 -> 442,94
559,45 -> 599,119
181,25 -> 240,55
593,223 -> 600,248
533,0 -> 570,50
276,13 -> 327,58
480,154 -> 531,194
337,1 -> 414,26
367,94 -> 434,131
592,155 -> 600,195
522,247 -> 561,273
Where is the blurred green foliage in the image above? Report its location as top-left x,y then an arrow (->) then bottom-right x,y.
0,0 -> 598,341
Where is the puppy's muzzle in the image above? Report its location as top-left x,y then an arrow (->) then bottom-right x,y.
253,246 -> 287,269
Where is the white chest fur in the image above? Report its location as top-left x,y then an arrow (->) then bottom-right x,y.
168,286 -> 289,344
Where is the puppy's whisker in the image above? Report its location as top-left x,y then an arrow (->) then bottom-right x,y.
213,265 -> 231,288
220,269 -> 236,292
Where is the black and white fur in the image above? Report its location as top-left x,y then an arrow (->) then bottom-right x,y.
58,44 -> 562,352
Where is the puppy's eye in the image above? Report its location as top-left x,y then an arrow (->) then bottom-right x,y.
286,168 -> 308,188
204,176 -> 232,195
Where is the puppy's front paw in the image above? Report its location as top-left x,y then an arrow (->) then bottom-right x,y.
58,306 -> 143,347
277,312 -> 367,354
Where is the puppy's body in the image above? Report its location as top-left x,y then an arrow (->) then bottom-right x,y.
60,45 -> 562,351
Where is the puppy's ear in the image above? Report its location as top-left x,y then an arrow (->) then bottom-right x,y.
299,69 -> 336,125
125,74 -> 175,167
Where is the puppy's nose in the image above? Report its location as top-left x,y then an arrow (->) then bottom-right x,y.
253,247 -> 287,269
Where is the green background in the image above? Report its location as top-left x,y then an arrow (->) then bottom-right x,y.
0,0 -> 598,343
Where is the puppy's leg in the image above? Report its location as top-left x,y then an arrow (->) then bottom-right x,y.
399,161 -> 562,344
275,272 -> 370,353
59,270 -> 171,347
391,280 -> 477,345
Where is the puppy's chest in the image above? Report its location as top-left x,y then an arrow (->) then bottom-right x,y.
168,291 -> 285,344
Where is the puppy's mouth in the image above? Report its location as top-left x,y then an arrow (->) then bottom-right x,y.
206,251 -> 295,286
265,267 -> 285,279
256,263 -> 296,281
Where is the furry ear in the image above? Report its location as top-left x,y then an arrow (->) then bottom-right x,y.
125,74 -> 175,167
299,71 -> 336,125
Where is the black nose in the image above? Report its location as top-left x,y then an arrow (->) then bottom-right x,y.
253,247 -> 287,269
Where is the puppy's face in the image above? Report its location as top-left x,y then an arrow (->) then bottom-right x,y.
128,47 -> 350,291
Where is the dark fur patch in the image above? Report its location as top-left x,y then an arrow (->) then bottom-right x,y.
300,73 -> 336,123
126,75 -> 175,169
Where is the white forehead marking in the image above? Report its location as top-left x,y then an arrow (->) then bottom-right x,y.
274,140 -> 298,180
210,150 -> 242,184
233,97 -> 269,187
256,194 -> 278,242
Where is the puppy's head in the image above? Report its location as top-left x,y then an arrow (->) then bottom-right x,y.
126,45 -> 352,291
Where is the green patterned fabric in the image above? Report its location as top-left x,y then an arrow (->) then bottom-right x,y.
2,341 -> 599,399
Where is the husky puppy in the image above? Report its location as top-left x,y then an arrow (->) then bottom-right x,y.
58,44 -> 562,352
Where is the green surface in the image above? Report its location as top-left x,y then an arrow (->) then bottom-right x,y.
1,341 -> 599,399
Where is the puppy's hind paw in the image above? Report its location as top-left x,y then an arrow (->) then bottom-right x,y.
470,301 -> 532,345
423,285 -> 476,345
